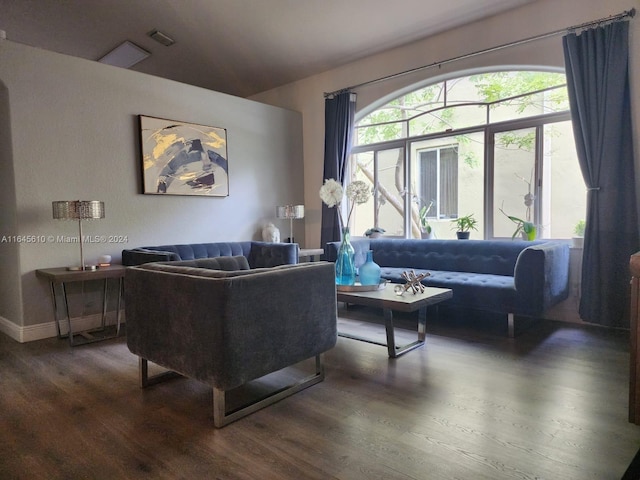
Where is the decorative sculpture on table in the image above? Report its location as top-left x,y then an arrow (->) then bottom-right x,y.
261,223 -> 281,243
393,270 -> 430,296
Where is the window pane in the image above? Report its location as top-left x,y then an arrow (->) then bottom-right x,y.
409,105 -> 486,135
542,121 -> 585,238
492,127 -> 537,239
351,148 -> 405,238
355,122 -> 404,146
490,87 -> 570,123
411,133 -> 484,239
349,152 -> 374,236
469,72 -> 566,102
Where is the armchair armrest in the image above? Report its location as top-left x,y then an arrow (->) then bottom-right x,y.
248,241 -> 298,267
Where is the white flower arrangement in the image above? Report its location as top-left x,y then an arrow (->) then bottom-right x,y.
319,178 -> 370,229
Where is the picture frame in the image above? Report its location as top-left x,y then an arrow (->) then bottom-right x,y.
138,115 -> 229,197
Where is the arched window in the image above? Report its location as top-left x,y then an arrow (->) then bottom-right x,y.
348,70 -> 585,241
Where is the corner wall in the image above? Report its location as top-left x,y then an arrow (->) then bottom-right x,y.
0,40 -> 304,339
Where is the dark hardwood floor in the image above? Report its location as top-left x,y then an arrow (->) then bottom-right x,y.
1,307 -> 639,479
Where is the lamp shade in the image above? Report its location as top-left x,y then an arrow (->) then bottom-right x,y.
276,205 -> 304,220
52,200 -> 105,220
276,204 -> 304,244
52,200 -> 105,271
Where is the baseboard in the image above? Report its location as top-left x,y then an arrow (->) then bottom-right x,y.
0,315 -> 24,342
0,312 -> 125,343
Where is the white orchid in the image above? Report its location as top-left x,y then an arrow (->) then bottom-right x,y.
320,178 -> 370,229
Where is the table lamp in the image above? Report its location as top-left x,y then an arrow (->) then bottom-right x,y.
52,200 -> 105,271
276,204 -> 304,243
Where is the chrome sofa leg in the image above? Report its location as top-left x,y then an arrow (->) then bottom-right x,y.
508,313 -> 515,338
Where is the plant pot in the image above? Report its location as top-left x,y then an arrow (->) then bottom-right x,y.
572,236 -> 584,248
421,231 -> 434,239
456,231 -> 470,240
523,225 -> 537,241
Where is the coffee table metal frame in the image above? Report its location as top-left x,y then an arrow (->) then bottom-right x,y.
336,286 -> 453,358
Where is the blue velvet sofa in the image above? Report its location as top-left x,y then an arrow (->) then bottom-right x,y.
122,241 -> 297,267
325,238 -> 570,336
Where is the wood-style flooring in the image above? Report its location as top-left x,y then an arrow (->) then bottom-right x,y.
1,306 -> 639,480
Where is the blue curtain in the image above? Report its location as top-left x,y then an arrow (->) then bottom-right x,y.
320,91 -> 356,253
563,21 -> 638,327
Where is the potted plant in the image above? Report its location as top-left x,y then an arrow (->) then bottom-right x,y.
419,201 -> 434,239
364,227 -> 385,239
573,219 -> 586,248
451,214 -> 478,239
499,207 -> 536,241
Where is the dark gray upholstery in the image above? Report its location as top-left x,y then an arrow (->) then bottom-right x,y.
142,256 -> 251,272
124,260 -> 338,425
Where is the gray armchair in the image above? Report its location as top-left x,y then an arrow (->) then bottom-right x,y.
124,257 -> 337,427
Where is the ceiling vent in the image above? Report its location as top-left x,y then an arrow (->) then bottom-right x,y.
149,30 -> 175,47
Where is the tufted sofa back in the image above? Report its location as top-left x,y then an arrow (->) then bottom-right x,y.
328,238 -> 548,276
369,239 -> 546,276
122,241 -> 297,268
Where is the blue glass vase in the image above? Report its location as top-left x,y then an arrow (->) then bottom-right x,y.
335,227 -> 356,286
359,250 -> 381,286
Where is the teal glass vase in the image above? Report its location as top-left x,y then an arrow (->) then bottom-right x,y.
359,250 -> 381,286
335,227 -> 356,286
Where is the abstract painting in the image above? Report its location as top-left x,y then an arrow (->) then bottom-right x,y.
139,115 -> 229,196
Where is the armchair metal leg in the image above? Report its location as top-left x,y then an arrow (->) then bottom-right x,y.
138,357 -> 182,388
212,354 -> 325,428
138,355 -> 325,427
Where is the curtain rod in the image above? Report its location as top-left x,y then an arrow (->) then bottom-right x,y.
324,8 -> 636,98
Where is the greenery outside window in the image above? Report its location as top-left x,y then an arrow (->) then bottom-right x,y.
348,70 -> 585,240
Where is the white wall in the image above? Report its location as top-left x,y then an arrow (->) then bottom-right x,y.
251,0 -> 639,253
0,40 -> 304,339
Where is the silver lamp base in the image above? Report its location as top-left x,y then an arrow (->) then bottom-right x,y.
67,265 -> 98,271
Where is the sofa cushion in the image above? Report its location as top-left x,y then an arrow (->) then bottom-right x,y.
139,242 -> 251,260
380,266 -> 517,311
369,239 -> 542,276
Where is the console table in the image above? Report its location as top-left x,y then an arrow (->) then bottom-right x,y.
299,248 -> 324,262
36,265 -> 126,346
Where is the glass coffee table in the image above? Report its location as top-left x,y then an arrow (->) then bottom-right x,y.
336,284 -> 452,358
